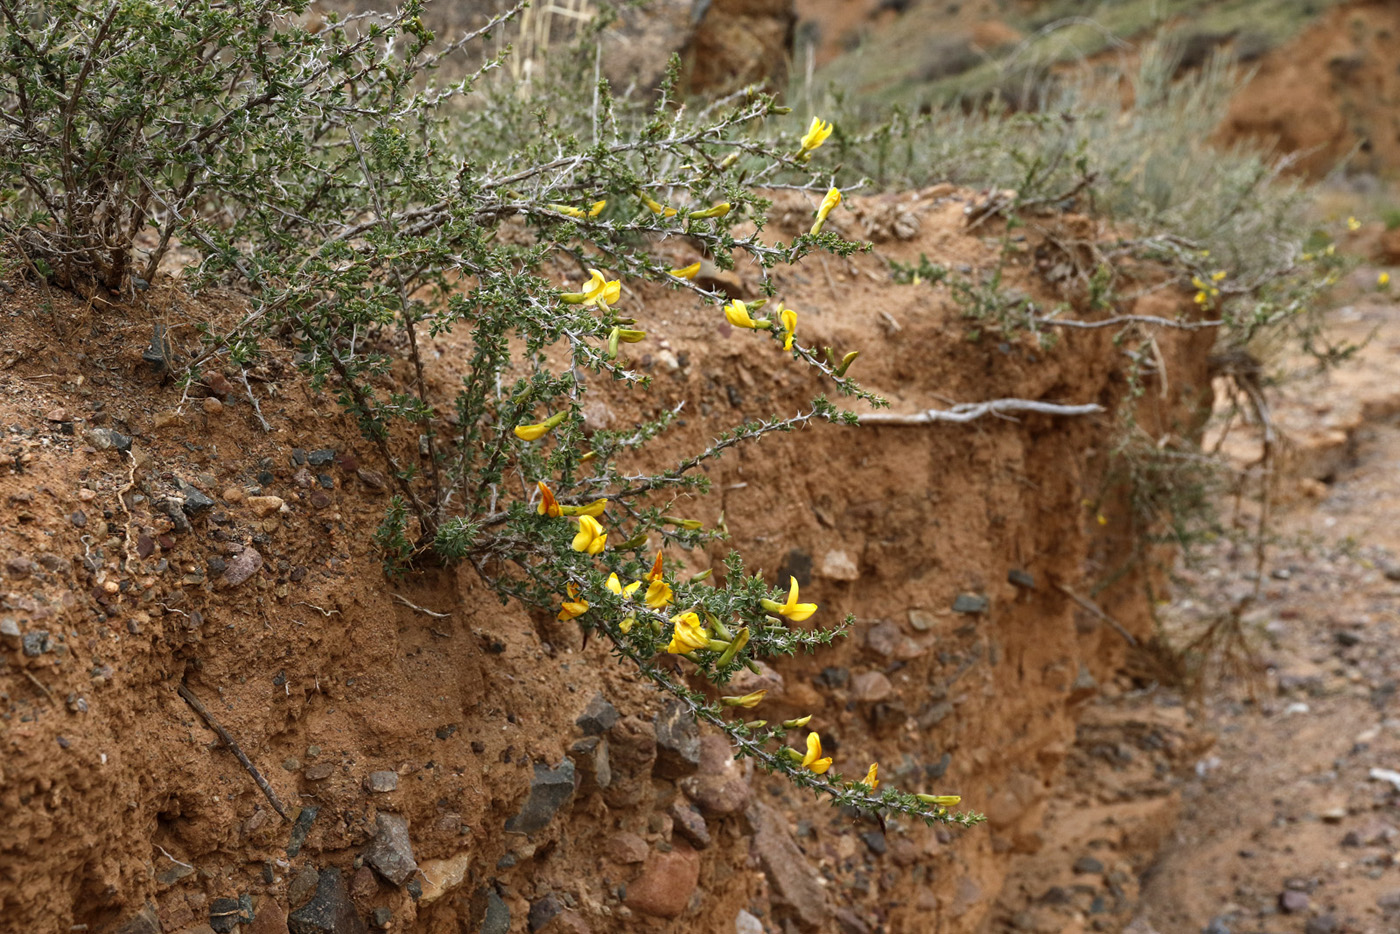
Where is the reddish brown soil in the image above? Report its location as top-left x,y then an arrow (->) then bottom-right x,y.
0,190 -> 1215,933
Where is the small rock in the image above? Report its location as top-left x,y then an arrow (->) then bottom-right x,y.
370,907 -> 392,930
679,733 -> 750,817
735,910 -> 764,934
1073,856 -> 1104,875
863,620 -> 924,660
817,549 -> 859,581
70,510 -> 87,528
137,535 -> 155,559
569,736 -> 612,793
248,495 -> 284,517
153,411 -> 181,431
624,844 -> 700,919
505,759 -> 576,834
1007,569 -> 1036,590
364,770 -> 398,793
306,763 -> 334,781
478,887 -> 511,934
222,547 -> 264,588
0,617 -> 19,640
364,813 -> 418,886
603,716 -> 656,808
248,900 -> 289,934
286,806 -> 319,859
834,907 -> 871,934
178,480 -> 215,513
307,449 -> 336,467
1380,891 -> 1400,913
861,831 -> 887,856
576,693 -> 619,735
22,630 -> 51,657
608,831 -> 648,864
86,428 -> 132,452
114,904 -> 162,934
952,593 -> 989,614
1305,914 -> 1337,934
357,469 -> 387,492
202,397 -> 223,416
46,407 -> 68,422
528,894 -> 565,932
5,556 -> 36,578
350,866 -> 378,901
852,670 -> 893,703
287,868 -> 367,934
653,700 -> 701,780
670,800 -> 711,849
908,609 -> 936,631
223,487 -> 246,504
210,897 -> 242,934
156,863 -> 195,886
1279,890 -> 1309,914
747,800 -> 827,929
417,851 -> 471,905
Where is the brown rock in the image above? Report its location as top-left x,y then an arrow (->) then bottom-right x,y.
221,547 -> 263,588
670,801 -> 711,850
747,800 -> 828,930
350,866 -> 378,901
608,831 -> 648,864
45,407 -> 68,422
852,670 -> 893,703
247,495 -> 284,517
248,900 -> 289,934
202,397 -> 223,415
537,909 -> 592,934
604,716 -> 657,808
817,549 -> 859,581
683,0 -> 794,95
624,844 -> 699,919
679,733 -> 749,817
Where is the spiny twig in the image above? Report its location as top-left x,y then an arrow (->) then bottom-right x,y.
859,398 -> 1103,425
177,683 -> 289,821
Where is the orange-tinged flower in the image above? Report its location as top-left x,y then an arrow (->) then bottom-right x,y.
558,583 -> 588,621
671,261 -> 701,280
647,550 -> 665,582
536,481 -> 562,517
571,515 -> 607,554
667,611 -> 709,654
862,763 -> 879,789
762,576 -> 817,622
802,731 -> 833,774
779,304 -> 797,351
810,187 -> 842,236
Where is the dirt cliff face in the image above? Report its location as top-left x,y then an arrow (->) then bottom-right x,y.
0,189 -> 1212,933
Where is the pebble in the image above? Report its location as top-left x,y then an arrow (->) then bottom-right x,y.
307,449 -> 336,466
576,693 -> 619,735
504,759 -> 576,833
287,867 -> 366,934
1279,889 -> 1309,913
223,487 -> 245,504
370,907 -> 392,930
46,407 -> 68,422
908,609 -> 936,631
861,830 -> 887,855
952,593 -> 989,614
1305,914 -> 1338,934
670,801 -> 711,850
202,397 -> 223,415
679,734 -> 750,817
747,801 -> 828,930
608,831 -> 648,864
221,547 -> 264,588
85,427 -> 132,452
364,770 -> 398,793
624,845 -> 700,919
178,481 -> 215,513
1073,856 -> 1104,875
817,549 -> 859,581
479,888 -> 511,934
528,894 -> 564,932
364,813 -> 417,886
246,495 -> 284,517
210,897 -> 242,933
735,910 -> 764,934
22,630 -> 51,657
852,670 -> 893,703
1008,568 -> 1036,589
286,806 -> 318,859
653,700 -> 701,780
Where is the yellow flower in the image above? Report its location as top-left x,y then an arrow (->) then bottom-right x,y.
560,498 -> 608,518
801,732 -> 833,774
671,261 -> 701,280
1380,272 -> 1392,287
724,299 -> 770,330
799,116 -> 833,156
646,550 -> 665,582
558,583 -> 588,621
644,579 -> 673,609
690,202 -> 731,219
606,572 -> 642,598
810,187 -> 842,236
783,715 -> 812,728
721,690 -> 767,708
667,611 -> 709,654
560,269 -> 621,307
571,515 -> 607,554
640,193 -> 678,217
862,763 -> 879,789
536,480 -> 562,517
762,576 -> 817,622
548,203 -> 586,219
779,304 -> 797,351
514,411 -> 566,441
1348,216 -> 1361,231
587,200 -> 607,218
916,794 -> 962,807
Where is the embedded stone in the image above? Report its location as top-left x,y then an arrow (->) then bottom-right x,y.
653,700 -> 701,780
364,813 -> 417,886
952,593 -> 989,614
575,693 -> 619,735
505,759 -> 576,834
624,844 -> 699,919
287,868 -> 367,934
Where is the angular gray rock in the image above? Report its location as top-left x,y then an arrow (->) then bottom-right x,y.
504,759 -> 576,834
747,800 -> 828,930
653,700 -> 701,780
287,868 -> 367,934
364,813 -> 418,886
575,693 -> 619,735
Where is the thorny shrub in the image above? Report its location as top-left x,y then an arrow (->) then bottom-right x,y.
0,0 -> 979,824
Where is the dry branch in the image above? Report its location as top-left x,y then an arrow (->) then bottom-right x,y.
859,398 -> 1103,425
177,683 -> 289,821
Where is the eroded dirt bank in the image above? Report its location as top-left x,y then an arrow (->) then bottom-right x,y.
0,190 -> 1213,933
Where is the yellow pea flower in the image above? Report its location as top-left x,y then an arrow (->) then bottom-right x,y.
640,193 -> 678,217
762,576 -> 817,622
644,579 -> 673,609
1210,270 -> 1227,282
671,261 -> 701,280
721,690 -> 767,708
916,794 -> 962,807
548,203 -> 586,219
571,515 -> 607,554
810,187 -> 842,236
690,202 -> 731,220
606,572 -> 642,598
561,268 -> 621,307
1380,272 -> 1391,288
862,763 -> 879,789
799,116 -> 834,156
514,411 -> 566,441
646,550 -> 665,582
558,583 -> 588,621
779,304 -> 797,351
587,199 -> 607,218
667,611 -> 709,654
560,498 -> 608,518
1348,216 -> 1361,231
724,299 -> 771,330
801,732 -> 833,774
536,480 -> 562,517
783,715 -> 812,728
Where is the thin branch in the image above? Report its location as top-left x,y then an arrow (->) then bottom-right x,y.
1054,581 -> 1137,646
177,683 -> 289,821
391,593 -> 451,618
859,398 -> 1103,425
